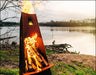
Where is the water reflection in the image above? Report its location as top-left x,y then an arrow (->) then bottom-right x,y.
0,26 -> 95,56
50,27 -> 95,34
41,26 -> 95,56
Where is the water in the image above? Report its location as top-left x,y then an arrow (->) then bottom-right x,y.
0,26 -> 95,56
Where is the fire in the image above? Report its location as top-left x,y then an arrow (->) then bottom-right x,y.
22,1 -> 34,14
35,1 -> 43,11
24,33 -> 48,72
29,22 -> 33,25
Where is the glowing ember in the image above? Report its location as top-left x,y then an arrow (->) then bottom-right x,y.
24,33 -> 48,72
22,1 -> 34,14
29,21 -> 33,25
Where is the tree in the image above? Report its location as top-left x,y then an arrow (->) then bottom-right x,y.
0,0 -> 21,50
0,0 -> 45,50
0,0 -> 21,22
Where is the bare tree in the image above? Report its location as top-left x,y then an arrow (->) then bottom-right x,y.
0,0 -> 46,50
0,0 -> 21,50
0,0 -> 21,22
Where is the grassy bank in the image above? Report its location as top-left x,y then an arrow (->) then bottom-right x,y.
0,68 -> 19,75
0,49 -> 19,63
0,62 -> 95,75
51,62 -> 95,75
0,49 -> 95,75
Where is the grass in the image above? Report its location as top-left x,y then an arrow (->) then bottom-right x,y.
0,49 -> 56,62
0,49 -> 95,75
0,49 -> 19,62
0,68 -> 19,75
46,49 -> 58,55
0,63 -> 95,75
51,62 -> 95,75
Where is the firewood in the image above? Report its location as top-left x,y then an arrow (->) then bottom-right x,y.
31,48 -> 42,62
25,60 -> 28,71
39,54 -> 48,66
28,65 -> 32,69
28,56 -> 32,65
32,47 -> 48,66
32,56 -> 42,68
31,63 -> 37,70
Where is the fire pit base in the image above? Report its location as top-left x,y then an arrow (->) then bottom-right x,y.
23,63 -> 54,75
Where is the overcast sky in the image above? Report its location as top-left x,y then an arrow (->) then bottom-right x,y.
1,1 -> 95,22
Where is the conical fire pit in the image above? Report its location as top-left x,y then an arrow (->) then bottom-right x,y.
19,1 -> 53,75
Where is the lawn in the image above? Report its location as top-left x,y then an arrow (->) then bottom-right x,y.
0,68 -> 19,75
51,62 -> 95,75
0,49 -> 95,75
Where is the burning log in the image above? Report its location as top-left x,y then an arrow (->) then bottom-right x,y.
39,54 -> 49,66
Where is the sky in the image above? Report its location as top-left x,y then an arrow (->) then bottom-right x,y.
1,1 -> 95,22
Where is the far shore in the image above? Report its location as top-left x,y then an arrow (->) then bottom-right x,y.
0,20 -> 95,27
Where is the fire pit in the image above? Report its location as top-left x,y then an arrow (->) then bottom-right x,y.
19,1 -> 53,75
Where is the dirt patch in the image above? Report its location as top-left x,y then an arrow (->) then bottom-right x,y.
0,53 -> 95,71
0,60 -> 19,69
48,54 -> 95,70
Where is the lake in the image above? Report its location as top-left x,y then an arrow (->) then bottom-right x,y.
0,26 -> 95,56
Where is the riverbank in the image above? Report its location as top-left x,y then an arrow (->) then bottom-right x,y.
0,49 -> 95,75
48,54 -> 95,70
1,26 -> 95,56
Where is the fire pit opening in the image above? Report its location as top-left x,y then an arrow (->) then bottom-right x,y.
28,17 -> 33,25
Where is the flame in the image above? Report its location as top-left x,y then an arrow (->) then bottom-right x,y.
35,1 -> 43,11
29,21 -> 33,25
24,33 -> 48,72
22,1 -> 34,14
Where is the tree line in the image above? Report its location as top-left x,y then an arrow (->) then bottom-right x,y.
0,18 -> 95,27
39,19 -> 95,27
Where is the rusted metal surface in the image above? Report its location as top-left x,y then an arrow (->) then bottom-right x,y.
20,12 -> 53,75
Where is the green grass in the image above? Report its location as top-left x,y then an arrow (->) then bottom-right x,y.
0,68 -> 19,75
0,50 -> 19,62
46,49 -> 58,55
51,62 -> 95,75
0,63 -> 95,75
0,49 -> 95,75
